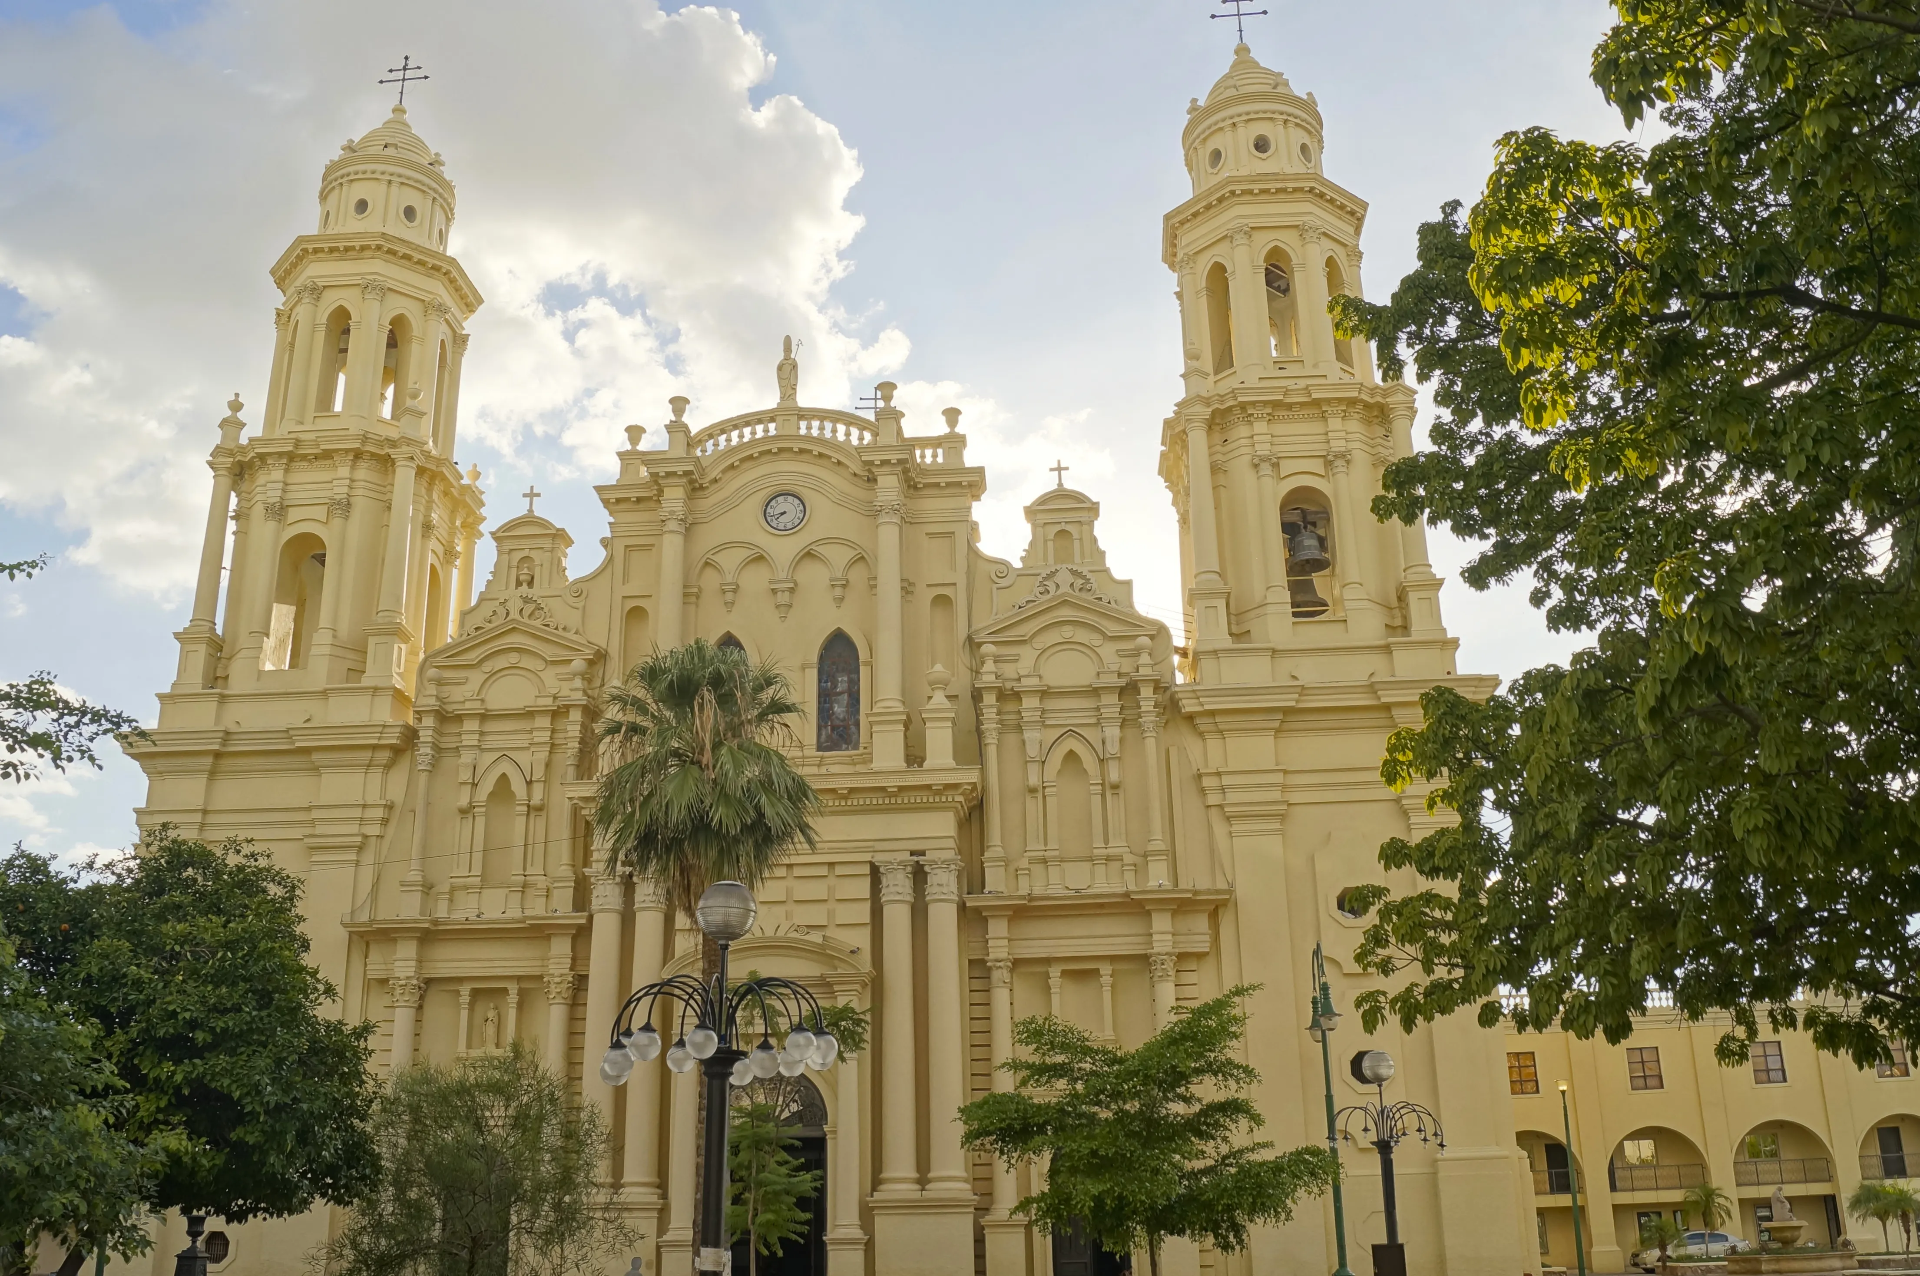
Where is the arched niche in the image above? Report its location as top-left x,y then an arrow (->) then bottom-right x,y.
621,605 -> 650,676
477,765 -> 525,892
263,531 -> 327,671
1204,260 -> 1234,373
1264,246 -> 1300,358
927,592 -> 956,676
1325,255 -> 1354,367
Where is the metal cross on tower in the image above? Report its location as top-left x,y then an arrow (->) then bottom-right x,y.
379,55 -> 430,106
1208,0 -> 1269,43
522,485 -> 541,515
1050,459 -> 1070,488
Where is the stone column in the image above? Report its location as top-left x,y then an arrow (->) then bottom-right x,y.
1254,447 -> 1294,643
983,950 -> 1026,1276
235,458 -> 289,668
1184,416 -> 1229,646
979,680 -> 1008,892
1136,657 -> 1171,886
922,858 -> 969,1195
1329,444 -> 1385,639
389,975 -> 424,1073
544,970 -> 575,1073
1386,398 -> 1445,637
872,488 -> 908,768
660,1064 -> 699,1276
175,404 -> 246,689
656,500 -> 687,648
624,879 -> 670,1195
280,281 -> 325,431
363,450 -> 419,684
875,858 -> 920,1195
1227,225 -> 1270,372
826,984 -> 869,1276
344,282 -> 386,428
440,330 -> 469,454
1294,222 -> 1336,373
583,872 -> 627,1128
455,517 -> 480,617
1149,950 -> 1177,1030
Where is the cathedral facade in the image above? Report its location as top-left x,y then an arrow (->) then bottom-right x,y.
132,40 -> 1916,1276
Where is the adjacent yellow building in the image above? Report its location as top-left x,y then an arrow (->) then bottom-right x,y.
124,41 -> 1916,1276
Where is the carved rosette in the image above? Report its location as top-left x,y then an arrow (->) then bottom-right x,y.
390,976 -> 426,1008
262,501 -> 285,522
877,858 -> 917,905
922,857 -> 963,904
544,972 -> 577,1005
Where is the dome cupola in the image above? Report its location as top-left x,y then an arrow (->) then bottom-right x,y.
316,105 -> 457,252
1181,43 -> 1325,194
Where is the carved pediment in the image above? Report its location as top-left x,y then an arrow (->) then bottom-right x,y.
465,590 -> 574,635
1014,564 -> 1117,610
427,615 -> 604,670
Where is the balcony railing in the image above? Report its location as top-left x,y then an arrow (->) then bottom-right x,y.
1862,1153 -> 1912,1180
1734,1157 -> 1833,1186
1533,1168 -> 1577,1196
1610,1163 -> 1709,1193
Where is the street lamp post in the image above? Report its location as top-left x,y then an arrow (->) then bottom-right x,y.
1306,944 -> 1354,1276
1559,1080 -> 1588,1276
1336,1049 -> 1444,1276
600,882 -> 841,1274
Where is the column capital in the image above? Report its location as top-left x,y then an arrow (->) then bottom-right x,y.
544,971 -> 577,1004
634,874 -> 669,913
988,957 -> 1013,989
590,873 -> 625,914
877,858 -> 917,905
390,975 -> 426,1008
922,857 -> 963,904
1149,953 -> 1177,983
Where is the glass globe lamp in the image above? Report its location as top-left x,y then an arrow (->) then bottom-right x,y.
749,1038 -> 782,1079
626,1024 -> 663,1062
730,1057 -> 754,1087
810,1031 -> 839,1069
694,881 -> 758,943
665,1038 -> 695,1073
782,1027 -> 816,1062
687,1025 -> 720,1060
599,1045 -> 635,1086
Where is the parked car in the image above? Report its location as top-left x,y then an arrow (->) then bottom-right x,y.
1630,1231 -> 1752,1269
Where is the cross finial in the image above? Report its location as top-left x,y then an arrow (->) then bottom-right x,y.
522,485 -> 541,515
1208,0 -> 1268,43
1050,459 -> 1070,489
379,55 -> 430,107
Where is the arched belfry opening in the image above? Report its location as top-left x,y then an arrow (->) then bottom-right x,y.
1325,256 -> 1354,367
317,309 -> 353,414
1204,261 -> 1234,373
262,533 -> 326,671
728,1072 -> 829,1276
1265,249 -> 1299,358
380,313 -> 413,420
1280,491 -> 1336,618
816,631 -> 860,753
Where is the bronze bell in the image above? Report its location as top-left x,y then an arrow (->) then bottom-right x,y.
1289,575 -> 1330,617
1287,524 -> 1332,577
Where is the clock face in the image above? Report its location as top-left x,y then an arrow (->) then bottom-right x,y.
763,491 -> 807,533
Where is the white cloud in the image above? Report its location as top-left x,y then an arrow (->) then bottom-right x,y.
0,1 -> 907,597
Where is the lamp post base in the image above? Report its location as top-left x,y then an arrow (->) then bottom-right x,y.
1372,1241 -> 1407,1276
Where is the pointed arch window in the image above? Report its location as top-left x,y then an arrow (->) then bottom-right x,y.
816,631 -> 860,752
717,633 -> 745,652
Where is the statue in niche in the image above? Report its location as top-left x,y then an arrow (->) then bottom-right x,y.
514,559 -> 535,590
776,334 -> 799,406
481,1001 -> 500,1051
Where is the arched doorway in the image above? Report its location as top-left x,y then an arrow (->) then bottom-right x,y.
730,1073 -> 828,1276
1051,1220 -> 1130,1276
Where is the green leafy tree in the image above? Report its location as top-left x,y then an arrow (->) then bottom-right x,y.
1639,1214 -> 1683,1264
0,930 -> 161,1276
725,1100 -> 820,1276
960,986 -> 1338,1276
1,556 -> 142,784
1682,1182 -> 1733,1258
0,833 -> 378,1228
319,1046 -> 633,1276
1330,1 -> 1920,1066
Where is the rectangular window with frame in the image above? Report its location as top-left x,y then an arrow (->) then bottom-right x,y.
1509,1051 -> 1541,1095
1745,1132 -> 1781,1161
1751,1040 -> 1788,1085
1878,1044 -> 1911,1078
1620,1138 -> 1658,1166
1628,1046 -> 1665,1090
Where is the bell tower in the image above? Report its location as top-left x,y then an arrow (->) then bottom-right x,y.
165,103 -> 485,721
1160,43 -> 1450,686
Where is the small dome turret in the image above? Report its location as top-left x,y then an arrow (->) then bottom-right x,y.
316,104 -> 457,251
1182,43 -> 1325,194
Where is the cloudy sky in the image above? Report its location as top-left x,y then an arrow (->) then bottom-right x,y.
0,0 -> 1635,859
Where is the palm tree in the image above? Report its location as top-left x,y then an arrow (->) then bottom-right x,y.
1684,1182 -> 1733,1259
1639,1215 -> 1683,1265
594,638 -> 819,973
1891,1181 -> 1919,1258
1847,1181 -> 1903,1253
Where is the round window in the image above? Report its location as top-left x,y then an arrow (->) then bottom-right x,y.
1207,147 -> 1224,170
1252,134 -> 1272,155
402,204 -> 418,224
1299,142 -> 1314,165
353,197 -> 369,216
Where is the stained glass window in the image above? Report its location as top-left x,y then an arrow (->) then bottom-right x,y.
817,631 -> 860,752
717,633 -> 745,652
